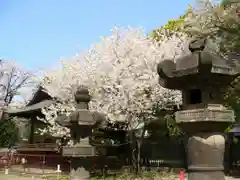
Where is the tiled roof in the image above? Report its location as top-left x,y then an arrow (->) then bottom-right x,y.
6,100 -> 55,115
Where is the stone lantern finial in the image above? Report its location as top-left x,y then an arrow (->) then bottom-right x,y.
189,37 -> 207,53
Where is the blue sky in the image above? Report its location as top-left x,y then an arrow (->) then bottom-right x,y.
0,0 -> 192,71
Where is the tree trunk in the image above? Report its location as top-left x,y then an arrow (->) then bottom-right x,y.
128,131 -> 137,174
137,139 -> 141,173
136,128 -> 146,173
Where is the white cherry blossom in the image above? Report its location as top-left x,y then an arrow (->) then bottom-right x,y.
40,27 -> 189,137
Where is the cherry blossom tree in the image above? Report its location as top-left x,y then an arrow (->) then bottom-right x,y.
0,59 -> 37,107
40,27 -> 189,137
184,0 -> 240,57
38,27 -> 191,172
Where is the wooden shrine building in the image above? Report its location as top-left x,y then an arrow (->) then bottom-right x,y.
6,86 -> 57,151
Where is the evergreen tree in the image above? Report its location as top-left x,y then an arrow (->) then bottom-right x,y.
0,116 -> 19,147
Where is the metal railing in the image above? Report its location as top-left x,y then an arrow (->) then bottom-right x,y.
0,153 -> 70,175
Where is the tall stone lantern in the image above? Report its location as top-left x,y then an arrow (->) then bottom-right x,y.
157,38 -> 239,180
56,86 -> 106,180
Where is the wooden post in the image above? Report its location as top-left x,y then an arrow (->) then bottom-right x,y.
29,117 -> 35,144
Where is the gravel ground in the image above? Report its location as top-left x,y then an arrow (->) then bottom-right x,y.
1,174 -> 240,180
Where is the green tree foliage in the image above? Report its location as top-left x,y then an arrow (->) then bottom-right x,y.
152,0 -> 239,56
221,0 -> 239,7
150,6 -> 192,41
150,102 -> 181,136
0,116 -> 19,147
218,0 -> 240,122
184,0 -> 240,56
151,14 -> 185,40
224,77 -> 240,122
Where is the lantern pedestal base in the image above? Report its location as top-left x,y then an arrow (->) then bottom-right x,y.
70,158 -> 92,180
186,133 -> 225,180
188,171 -> 225,180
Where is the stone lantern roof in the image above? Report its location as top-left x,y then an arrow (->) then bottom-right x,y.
157,38 -> 240,90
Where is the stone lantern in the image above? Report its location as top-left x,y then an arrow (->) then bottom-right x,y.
157,38 -> 239,180
56,86 -> 106,180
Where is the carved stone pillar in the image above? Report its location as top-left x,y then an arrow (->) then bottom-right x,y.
187,133 -> 225,180
176,108 -> 234,180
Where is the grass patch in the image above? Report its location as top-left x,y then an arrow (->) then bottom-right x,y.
91,171 -> 177,180
42,174 -> 69,180
40,172 -> 177,180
